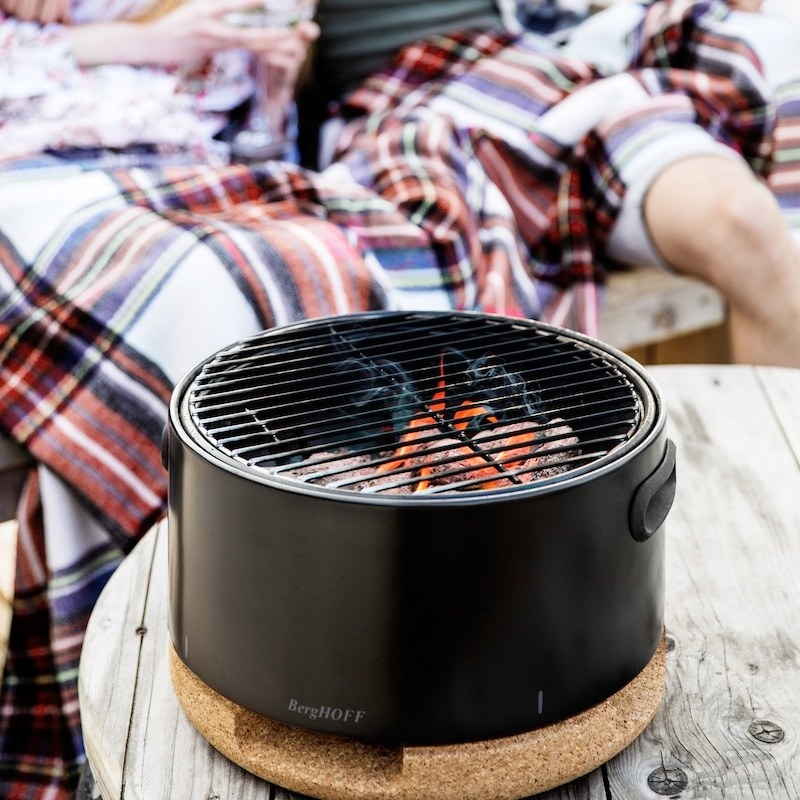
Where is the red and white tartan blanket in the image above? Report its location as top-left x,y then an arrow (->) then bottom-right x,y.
1,1 -> 797,796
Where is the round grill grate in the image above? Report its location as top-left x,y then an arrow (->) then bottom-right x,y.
178,312 -> 655,496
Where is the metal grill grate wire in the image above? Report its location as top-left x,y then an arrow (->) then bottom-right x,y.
185,313 -> 643,494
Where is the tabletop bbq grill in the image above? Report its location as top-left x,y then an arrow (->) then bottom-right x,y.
164,311 -> 676,800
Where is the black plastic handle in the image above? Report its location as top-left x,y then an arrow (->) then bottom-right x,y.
630,439 -> 677,542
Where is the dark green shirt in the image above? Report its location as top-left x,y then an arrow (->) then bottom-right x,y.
298,0 -> 503,167
314,0 -> 503,104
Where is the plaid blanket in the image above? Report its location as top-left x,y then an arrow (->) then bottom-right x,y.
1,1 -> 796,796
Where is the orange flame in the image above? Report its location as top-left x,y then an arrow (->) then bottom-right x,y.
378,355 -> 536,491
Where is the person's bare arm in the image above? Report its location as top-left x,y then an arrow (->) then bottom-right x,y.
62,0 -> 318,67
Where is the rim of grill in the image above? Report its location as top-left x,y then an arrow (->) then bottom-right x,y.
174,312 -> 660,499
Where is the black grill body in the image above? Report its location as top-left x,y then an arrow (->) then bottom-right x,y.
166,311 -> 675,745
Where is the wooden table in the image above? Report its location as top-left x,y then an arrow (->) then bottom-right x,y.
78,364 -> 800,800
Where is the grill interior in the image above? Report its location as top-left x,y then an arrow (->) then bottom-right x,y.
182,313 -> 647,495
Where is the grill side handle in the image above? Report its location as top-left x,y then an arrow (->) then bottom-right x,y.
629,439 -> 677,542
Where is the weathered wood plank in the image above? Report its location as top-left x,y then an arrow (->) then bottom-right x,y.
78,527 -> 155,800
122,521 -> 273,800
602,365 -> 800,799
625,323 -> 730,367
757,366 -> 800,459
600,268 -> 727,352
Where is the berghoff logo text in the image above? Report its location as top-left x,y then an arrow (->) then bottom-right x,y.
288,699 -> 366,723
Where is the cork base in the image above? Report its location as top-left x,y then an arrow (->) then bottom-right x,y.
170,635 -> 666,800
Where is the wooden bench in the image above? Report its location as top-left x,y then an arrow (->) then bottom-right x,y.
600,267 -> 729,364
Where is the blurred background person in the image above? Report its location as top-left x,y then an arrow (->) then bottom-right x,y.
0,0 -> 319,168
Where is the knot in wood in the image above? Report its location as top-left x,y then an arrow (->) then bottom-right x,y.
647,765 -> 688,795
654,306 -> 677,330
748,719 -> 784,744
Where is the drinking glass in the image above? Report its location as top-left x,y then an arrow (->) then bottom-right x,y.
226,0 -> 317,163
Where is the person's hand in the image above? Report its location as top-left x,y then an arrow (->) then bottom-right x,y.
144,0 -> 318,66
1,0 -> 70,23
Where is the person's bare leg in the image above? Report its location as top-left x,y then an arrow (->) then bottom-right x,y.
643,156 -> 800,367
